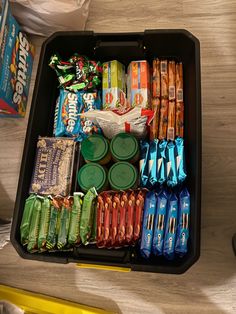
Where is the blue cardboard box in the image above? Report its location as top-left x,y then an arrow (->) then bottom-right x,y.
0,0 -> 34,117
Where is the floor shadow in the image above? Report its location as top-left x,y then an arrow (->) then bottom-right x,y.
0,181 -> 14,221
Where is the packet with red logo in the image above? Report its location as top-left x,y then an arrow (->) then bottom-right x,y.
127,60 -> 151,109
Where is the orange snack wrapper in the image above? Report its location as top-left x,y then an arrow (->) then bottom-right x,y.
167,61 -> 176,140
176,63 -> 184,137
150,59 -> 161,140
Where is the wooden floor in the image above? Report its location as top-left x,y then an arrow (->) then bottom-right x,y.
0,0 -> 236,313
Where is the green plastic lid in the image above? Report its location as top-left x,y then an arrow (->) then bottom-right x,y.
110,133 -> 139,161
108,162 -> 138,190
77,163 -> 107,192
81,135 -> 109,162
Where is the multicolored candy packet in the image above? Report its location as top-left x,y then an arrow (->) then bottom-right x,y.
163,193 -> 178,260
80,187 -> 97,245
166,141 -> 178,187
140,191 -> 157,259
68,192 -> 84,245
139,140 -> 149,187
38,196 -> 51,251
152,190 -> 168,256
175,188 -> 190,256
20,194 -> 36,245
157,140 -> 167,184
148,139 -> 159,187
175,137 -> 187,183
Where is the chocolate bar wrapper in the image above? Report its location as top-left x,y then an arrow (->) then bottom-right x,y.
140,191 -> 157,259
175,188 -> 190,256
139,140 -> 149,187
148,139 -> 159,187
30,137 -> 75,196
158,98 -> 168,140
176,63 -> 184,137
160,60 -> 168,98
97,195 -> 105,247
46,196 -> 62,250
152,190 -> 168,256
38,196 -> 51,251
103,193 -> 112,247
126,191 -> 136,244
150,59 -> 161,139
157,140 -> 167,184
166,141 -> 178,187
111,194 -> 120,246
167,100 -> 176,141
175,137 -> 187,183
133,190 -> 145,242
117,192 -> 128,245
163,193 -> 178,260
68,192 -> 84,245
57,197 -> 72,250
152,59 -> 161,98
20,194 -> 36,245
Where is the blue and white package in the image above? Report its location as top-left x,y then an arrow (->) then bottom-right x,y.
152,190 -> 168,256
175,137 -> 187,183
157,140 -> 167,184
139,140 -> 149,187
166,141 -> 178,187
163,193 -> 178,260
148,139 -> 159,187
140,191 -> 157,259
54,89 -> 101,141
175,187 -> 190,256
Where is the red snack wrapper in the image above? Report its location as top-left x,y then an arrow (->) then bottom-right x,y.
111,194 -> 120,246
104,194 -> 112,247
133,191 -> 145,241
126,191 -> 136,243
117,192 -> 128,245
96,195 -> 105,247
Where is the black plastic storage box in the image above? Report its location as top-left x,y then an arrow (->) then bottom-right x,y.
11,30 -> 201,274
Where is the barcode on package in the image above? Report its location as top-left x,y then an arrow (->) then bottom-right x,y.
169,86 -> 175,100
161,61 -> 167,74
167,127 -> 175,141
177,89 -> 183,102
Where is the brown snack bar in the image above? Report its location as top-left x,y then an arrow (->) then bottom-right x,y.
96,195 -> 105,247
176,63 -> 184,137
125,191 -> 136,243
159,60 -> 169,139
117,192 -> 128,245
167,100 -> 176,141
133,191 -> 145,241
111,194 -> 120,246
103,193 -> 112,247
30,137 -> 75,196
150,59 -> 161,140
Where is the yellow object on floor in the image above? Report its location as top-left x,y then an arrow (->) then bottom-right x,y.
0,284 -> 112,314
77,263 -> 131,272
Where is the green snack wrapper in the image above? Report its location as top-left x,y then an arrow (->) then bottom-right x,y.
80,187 -> 97,245
68,192 -> 84,245
57,197 -> 72,250
38,196 -> 51,251
27,196 -> 43,252
46,197 -> 62,250
20,194 -> 36,245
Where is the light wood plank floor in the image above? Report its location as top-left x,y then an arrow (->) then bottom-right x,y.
0,0 -> 236,313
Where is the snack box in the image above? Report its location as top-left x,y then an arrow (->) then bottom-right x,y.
0,0 -> 34,117
11,30 -> 201,274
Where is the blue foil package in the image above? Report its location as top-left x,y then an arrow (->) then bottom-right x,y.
175,187 -> 190,256
139,140 -> 149,187
163,193 -> 178,260
166,141 -> 178,187
157,140 -> 167,184
54,89 -> 101,141
175,137 -> 187,183
148,139 -> 159,187
140,191 -> 157,259
152,190 -> 168,256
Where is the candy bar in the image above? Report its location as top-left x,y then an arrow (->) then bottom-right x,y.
96,195 -> 105,247
46,196 -> 62,250
176,63 -> 184,137
38,196 -> 51,251
157,140 -> 167,184
175,137 -> 187,183
111,193 -> 120,246
68,192 -> 84,245
117,192 -> 128,245
20,194 -> 36,246
148,139 -> 159,187
103,193 -> 112,247
125,191 -> 136,244
139,140 -> 149,187
133,190 -> 145,241
57,197 -> 72,249
150,59 -> 161,140
166,141 -> 178,187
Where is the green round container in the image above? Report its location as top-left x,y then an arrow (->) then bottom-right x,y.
110,133 -> 139,163
108,162 -> 138,191
77,163 -> 108,193
81,134 -> 111,165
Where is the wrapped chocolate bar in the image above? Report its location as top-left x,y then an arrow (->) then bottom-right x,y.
175,137 -> 187,183
166,141 -> 178,187
175,188 -> 190,256
68,193 -> 84,245
29,137 -> 75,196
159,60 -> 169,140
57,197 -> 72,249
20,194 -> 36,246
150,59 -> 161,140
111,193 -> 120,246
80,187 -> 97,245
126,191 -> 136,244
140,191 -> 157,259
133,190 -> 145,242
139,140 -> 149,187
167,61 -> 176,141
163,193 -> 178,260
103,193 -> 112,247
157,140 -> 167,184
97,195 -> 105,247
38,196 -> 51,251
46,196 -> 62,250
148,139 -> 159,187
117,192 -> 128,245
152,190 -> 168,256
176,63 -> 184,138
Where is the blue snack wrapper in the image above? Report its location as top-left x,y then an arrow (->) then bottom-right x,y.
166,141 -> 178,187
139,140 -> 149,187
148,139 -> 159,187
175,187 -> 190,256
163,192 -> 178,260
55,89 -> 101,141
157,140 -> 167,184
140,191 -> 157,259
152,190 -> 168,256
175,137 -> 187,183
